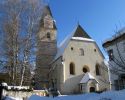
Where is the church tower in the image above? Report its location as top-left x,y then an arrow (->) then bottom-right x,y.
35,6 -> 57,89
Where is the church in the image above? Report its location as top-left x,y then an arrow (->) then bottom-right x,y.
35,6 -> 110,94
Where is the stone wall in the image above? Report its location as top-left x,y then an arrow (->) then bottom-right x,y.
2,89 -> 47,100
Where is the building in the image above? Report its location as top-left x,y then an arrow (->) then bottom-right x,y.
103,27 -> 125,90
35,6 -> 110,94
49,24 -> 110,94
35,6 -> 57,89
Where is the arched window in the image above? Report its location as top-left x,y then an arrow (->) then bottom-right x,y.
83,68 -> 88,73
83,65 -> 89,73
47,32 -> 51,39
96,64 -> 100,75
69,62 -> 75,75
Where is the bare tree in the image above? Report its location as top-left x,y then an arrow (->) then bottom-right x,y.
0,0 -> 44,86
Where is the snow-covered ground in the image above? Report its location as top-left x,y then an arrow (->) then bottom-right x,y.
3,96 -> 23,100
28,89 -> 125,100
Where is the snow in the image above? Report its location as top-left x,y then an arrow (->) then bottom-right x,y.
29,95 -> 51,100
80,73 -> 98,83
7,86 -> 30,90
71,37 -> 94,42
4,96 -> 22,100
2,82 -> 8,87
28,89 -> 125,100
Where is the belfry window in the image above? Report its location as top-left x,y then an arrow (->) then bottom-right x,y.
69,62 -> 75,75
47,32 -> 51,39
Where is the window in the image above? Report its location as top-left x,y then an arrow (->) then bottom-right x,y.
94,49 -> 96,52
47,32 -> 51,39
71,47 -> 74,51
108,49 -> 114,60
82,66 -> 89,73
69,62 -> 75,75
80,48 -> 84,56
80,85 -> 83,91
83,68 -> 88,73
114,79 -> 125,90
96,64 -> 100,75
114,80 -> 119,90
119,74 -> 125,90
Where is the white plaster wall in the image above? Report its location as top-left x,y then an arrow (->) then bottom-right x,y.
61,40 -> 110,94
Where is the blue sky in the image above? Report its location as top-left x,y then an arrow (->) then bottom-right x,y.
47,0 -> 125,57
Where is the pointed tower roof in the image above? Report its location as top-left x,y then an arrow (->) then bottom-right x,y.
43,5 -> 53,17
73,24 -> 91,39
53,24 -> 94,61
41,5 -> 57,29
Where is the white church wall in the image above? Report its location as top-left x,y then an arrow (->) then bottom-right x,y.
61,40 -> 110,94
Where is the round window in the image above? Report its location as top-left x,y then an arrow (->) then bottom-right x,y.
82,66 -> 89,73
83,68 -> 88,73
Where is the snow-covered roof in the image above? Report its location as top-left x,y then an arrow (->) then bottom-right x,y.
54,24 -> 94,61
80,73 -> 98,84
4,96 -> 19,100
103,27 -> 125,45
7,86 -> 30,90
71,37 -> 94,42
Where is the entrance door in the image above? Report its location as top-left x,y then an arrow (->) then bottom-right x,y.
90,87 -> 95,92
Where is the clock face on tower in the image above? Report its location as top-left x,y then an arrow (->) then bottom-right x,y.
44,15 -> 53,29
